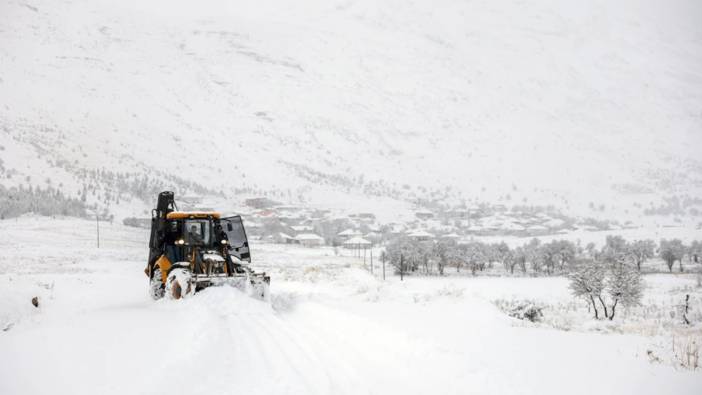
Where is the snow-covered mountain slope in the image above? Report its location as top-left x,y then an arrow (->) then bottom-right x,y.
1,0 -> 701,220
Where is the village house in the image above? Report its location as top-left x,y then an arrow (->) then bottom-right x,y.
295,233 -> 325,247
244,197 -> 279,209
342,236 -> 372,249
337,228 -> 362,241
290,225 -> 315,234
441,232 -> 461,241
415,210 -> 434,220
407,229 -> 434,241
269,232 -> 297,244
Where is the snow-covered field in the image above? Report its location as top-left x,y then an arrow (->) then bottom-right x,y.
1,0 -> 701,222
1,217 -> 700,395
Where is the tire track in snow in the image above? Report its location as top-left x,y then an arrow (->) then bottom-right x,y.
244,312 -> 356,394
234,312 -> 320,394
185,286 -> 371,394
252,312 -> 371,394
145,287 -> 360,395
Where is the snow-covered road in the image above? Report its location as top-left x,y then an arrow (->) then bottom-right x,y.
1,218 -> 700,395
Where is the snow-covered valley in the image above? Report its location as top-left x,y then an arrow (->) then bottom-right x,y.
2,0 -> 702,393
1,217 -> 700,395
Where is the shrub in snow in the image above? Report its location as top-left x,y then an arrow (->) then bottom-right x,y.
495,300 -> 544,323
672,337 -> 700,371
435,284 -> 464,298
646,350 -> 662,364
512,304 -> 544,323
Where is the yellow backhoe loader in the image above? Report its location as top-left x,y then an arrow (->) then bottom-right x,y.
145,191 -> 270,300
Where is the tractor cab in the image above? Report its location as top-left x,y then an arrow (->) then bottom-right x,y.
165,211 -> 219,248
161,211 -> 251,262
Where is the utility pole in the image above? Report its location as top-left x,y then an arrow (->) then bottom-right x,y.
370,249 -> 373,274
400,254 -> 404,281
95,211 -> 100,249
382,251 -> 385,281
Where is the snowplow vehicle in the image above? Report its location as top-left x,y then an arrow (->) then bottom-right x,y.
146,191 -> 270,300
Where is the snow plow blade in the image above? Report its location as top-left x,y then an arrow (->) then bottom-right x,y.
193,272 -> 270,300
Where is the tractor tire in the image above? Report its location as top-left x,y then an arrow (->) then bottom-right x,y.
150,268 -> 165,300
165,267 -> 195,300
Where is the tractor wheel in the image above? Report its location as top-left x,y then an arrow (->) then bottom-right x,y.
150,268 -> 165,300
165,267 -> 195,300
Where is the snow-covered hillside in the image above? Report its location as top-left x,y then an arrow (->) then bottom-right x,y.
1,217 -> 701,395
1,0 -> 701,221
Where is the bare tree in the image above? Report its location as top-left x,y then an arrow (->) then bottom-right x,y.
601,235 -> 629,268
434,239 -> 459,276
660,239 -> 686,272
540,242 -> 558,275
555,240 -> 577,272
584,242 -> 598,260
568,260 -> 606,319
605,264 -> 643,320
493,242 -> 512,273
460,242 -> 485,275
386,236 -> 420,274
628,239 -> 655,272
525,238 -> 542,274
569,259 -> 642,320
513,246 -> 528,274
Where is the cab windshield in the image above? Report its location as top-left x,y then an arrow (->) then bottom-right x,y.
184,219 -> 211,246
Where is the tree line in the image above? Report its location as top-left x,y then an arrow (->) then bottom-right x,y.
385,235 -> 702,321
0,184 -> 87,219
385,235 -> 702,276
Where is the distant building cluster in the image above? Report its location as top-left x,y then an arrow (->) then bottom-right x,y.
122,196 -> 649,249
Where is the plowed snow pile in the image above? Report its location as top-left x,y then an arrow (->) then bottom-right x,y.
1,218 -> 701,395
